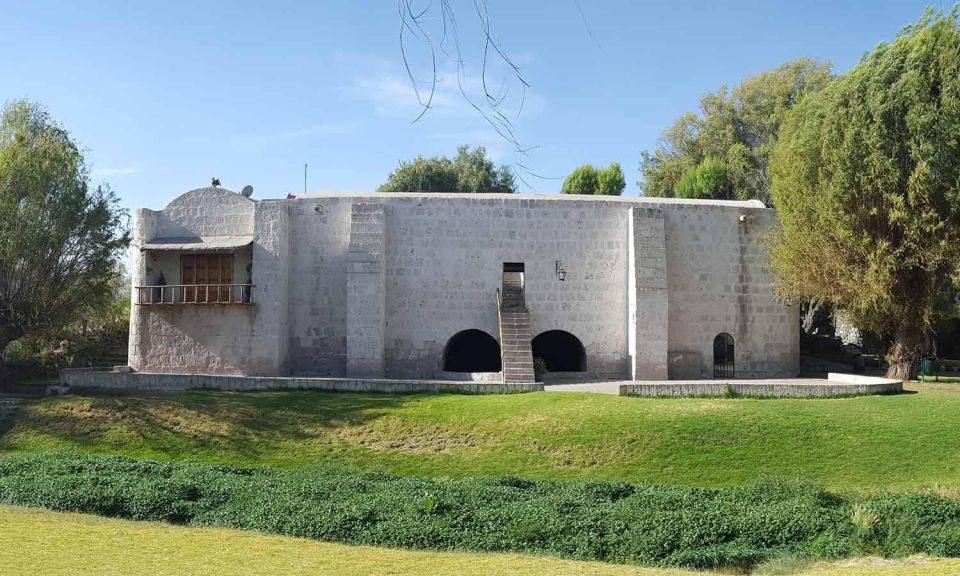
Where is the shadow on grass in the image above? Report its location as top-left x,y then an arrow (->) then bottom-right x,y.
0,389 -> 421,465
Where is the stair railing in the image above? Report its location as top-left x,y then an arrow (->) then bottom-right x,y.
496,287 -> 506,383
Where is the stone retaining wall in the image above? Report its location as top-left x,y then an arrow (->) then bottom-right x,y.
619,373 -> 902,398
59,368 -> 540,394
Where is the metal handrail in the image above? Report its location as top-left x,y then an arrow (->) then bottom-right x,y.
135,284 -> 254,305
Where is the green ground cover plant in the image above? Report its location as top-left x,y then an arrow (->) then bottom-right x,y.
2,384 -> 959,491
2,452 -> 960,571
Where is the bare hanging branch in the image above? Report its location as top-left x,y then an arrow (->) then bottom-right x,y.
396,1 -> 597,185
397,0 -> 530,153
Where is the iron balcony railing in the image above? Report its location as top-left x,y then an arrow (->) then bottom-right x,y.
135,284 -> 254,305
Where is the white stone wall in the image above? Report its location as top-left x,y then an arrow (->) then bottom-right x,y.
157,187 -> 255,239
249,200 -> 291,376
286,198 -> 352,375
629,207 -> 669,379
346,202 -> 386,377
663,205 -> 798,378
380,195 -> 631,379
128,307 -> 255,374
129,190 -> 798,381
128,188 -> 258,374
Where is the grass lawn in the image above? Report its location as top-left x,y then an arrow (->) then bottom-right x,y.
0,384 -> 960,490
2,505 -> 958,576
1,381 -> 958,490
0,505 -> 693,576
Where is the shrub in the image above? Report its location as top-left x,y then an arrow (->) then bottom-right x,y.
2,453 -> 959,569
533,357 -> 548,382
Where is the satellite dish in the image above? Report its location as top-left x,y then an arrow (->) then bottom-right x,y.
240,185 -> 254,198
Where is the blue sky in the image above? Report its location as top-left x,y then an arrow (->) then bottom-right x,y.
0,0 -> 940,210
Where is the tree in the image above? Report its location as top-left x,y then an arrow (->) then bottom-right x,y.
695,158 -> 728,198
673,167 -> 701,199
770,9 -> 960,380
378,145 -> 515,193
596,162 -> 626,196
640,59 -> 833,205
561,165 -> 597,196
0,100 -> 130,355
561,162 -> 625,196
673,157 -> 729,199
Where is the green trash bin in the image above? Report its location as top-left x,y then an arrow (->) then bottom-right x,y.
921,358 -> 936,378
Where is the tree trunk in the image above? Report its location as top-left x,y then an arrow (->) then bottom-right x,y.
801,300 -> 822,334
885,327 -> 924,381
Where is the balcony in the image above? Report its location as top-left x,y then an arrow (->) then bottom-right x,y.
135,284 -> 254,305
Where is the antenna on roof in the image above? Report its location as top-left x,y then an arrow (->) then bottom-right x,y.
304,163 -> 308,194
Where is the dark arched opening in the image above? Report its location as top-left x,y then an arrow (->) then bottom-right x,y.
713,333 -> 735,378
443,329 -> 502,372
531,330 -> 586,372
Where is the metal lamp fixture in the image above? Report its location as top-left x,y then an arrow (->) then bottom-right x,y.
555,260 -> 566,281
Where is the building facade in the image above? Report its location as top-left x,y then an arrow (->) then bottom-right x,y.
128,187 -> 799,382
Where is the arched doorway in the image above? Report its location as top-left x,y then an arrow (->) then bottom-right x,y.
531,330 -> 586,372
713,333 -> 735,378
443,329 -> 502,372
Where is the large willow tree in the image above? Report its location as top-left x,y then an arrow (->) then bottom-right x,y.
771,9 -> 960,379
0,100 -> 129,354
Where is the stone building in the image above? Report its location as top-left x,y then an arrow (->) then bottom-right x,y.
128,187 -> 799,382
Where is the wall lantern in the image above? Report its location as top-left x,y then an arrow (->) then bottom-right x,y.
555,260 -> 566,282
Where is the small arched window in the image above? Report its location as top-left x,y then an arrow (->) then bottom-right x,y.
713,333 -> 735,378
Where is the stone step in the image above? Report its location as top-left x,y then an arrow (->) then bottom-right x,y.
498,271 -> 535,384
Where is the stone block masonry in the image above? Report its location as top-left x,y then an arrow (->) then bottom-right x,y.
628,207 -> 668,379
346,202 -> 386,377
128,188 -> 798,385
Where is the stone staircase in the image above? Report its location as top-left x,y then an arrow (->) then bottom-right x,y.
100,344 -> 129,370
499,271 -> 535,383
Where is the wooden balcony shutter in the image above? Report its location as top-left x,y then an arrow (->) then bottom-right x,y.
181,255 -> 196,302
220,254 -> 234,302
179,253 -> 236,303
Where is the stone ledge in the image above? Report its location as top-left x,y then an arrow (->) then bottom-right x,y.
59,369 -> 541,395
619,374 -> 902,398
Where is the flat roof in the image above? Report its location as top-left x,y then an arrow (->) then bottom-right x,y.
140,235 -> 254,251
283,192 -> 768,209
